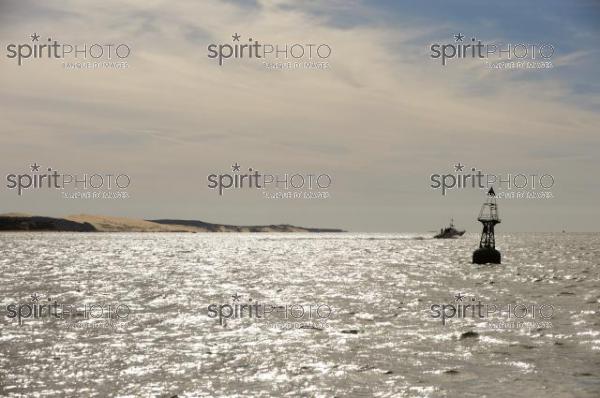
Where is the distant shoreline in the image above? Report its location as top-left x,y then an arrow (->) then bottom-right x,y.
0,214 -> 345,233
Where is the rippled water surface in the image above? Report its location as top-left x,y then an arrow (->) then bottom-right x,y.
0,232 -> 599,397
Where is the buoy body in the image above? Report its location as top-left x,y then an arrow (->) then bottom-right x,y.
472,247 -> 501,264
473,187 -> 502,265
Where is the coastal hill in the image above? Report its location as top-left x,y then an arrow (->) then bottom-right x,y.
0,214 -> 96,232
150,219 -> 344,233
0,214 -> 344,233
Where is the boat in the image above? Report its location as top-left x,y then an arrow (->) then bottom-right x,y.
434,218 -> 465,239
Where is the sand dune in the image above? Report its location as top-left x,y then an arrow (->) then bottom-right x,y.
65,215 -> 201,232
0,213 -> 344,232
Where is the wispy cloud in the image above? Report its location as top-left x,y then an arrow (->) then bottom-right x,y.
0,0 -> 599,230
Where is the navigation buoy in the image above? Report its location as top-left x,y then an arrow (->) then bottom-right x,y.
473,187 -> 501,264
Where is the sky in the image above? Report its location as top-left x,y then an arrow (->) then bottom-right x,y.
0,0 -> 599,232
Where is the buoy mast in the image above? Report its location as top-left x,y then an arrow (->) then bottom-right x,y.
472,187 -> 501,264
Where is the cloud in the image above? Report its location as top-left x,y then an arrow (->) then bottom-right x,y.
0,0 -> 599,230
